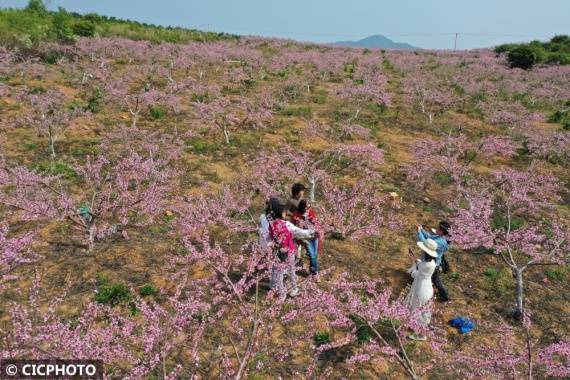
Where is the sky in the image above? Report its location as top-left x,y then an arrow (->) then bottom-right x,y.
2,0 -> 570,49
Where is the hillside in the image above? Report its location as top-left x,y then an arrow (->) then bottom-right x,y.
0,3 -> 236,48
335,34 -> 417,50
0,3 -> 569,380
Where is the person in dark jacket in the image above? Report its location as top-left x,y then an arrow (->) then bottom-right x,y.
417,221 -> 451,302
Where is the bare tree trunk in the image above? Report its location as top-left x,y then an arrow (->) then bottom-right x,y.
353,108 -> 360,121
526,330 -> 533,380
223,125 -> 230,144
87,224 -> 96,251
48,132 -> 56,159
308,177 -> 316,203
365,319 -> 419,380
514,268 -> 525,320
131,112 -> 139,128
235,277 -> 260,379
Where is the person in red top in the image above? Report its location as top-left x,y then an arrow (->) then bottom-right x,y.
269,200 -> 300,298
291,199 -> 322,276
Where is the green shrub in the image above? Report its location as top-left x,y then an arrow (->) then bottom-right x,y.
382,59 -> 394,71
494,43 -> 516,55
546,53 -> 570,65
96,274 -> 109,286
496,35 -> 570,69
149,106 -> 166,119
484,267 -> 499,279
550,35 -> 570,45
139,284 -> 159,297
26,0 -> 47,13
95,283 -> 132,307
83,13 -> 103,24
24,142 -> 38,151
51,7 -> 75,43
86,87 -> 104,113
507,45 -> 543,69
314,331 -> 331,346
350,315 -> 373,343
72,21 -> 96,37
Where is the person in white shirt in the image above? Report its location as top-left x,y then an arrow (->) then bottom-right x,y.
405,238 -> 438,341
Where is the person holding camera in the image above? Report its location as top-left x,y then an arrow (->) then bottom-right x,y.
417,221 -> 452,302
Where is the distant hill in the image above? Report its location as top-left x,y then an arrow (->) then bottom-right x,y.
334,34 -> 417,50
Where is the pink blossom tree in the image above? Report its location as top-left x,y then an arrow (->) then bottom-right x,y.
524,129 -> 570,164
238,97 -> 275,130
316,179 -> 399,241
402,72 -> 457,124
451,166 -> 568,318
289,274 -> 443,379
253,143 -> 384,202
172,233 -> 312,379
460,312 -> 570,379
173,184 -> 254,236
193,96 -> 241,144
0,222 -> 37,292
406,134 -> 517,192
105,64 -> 181,128
1,276 -> 212,379
302,121 -> 372,142
19,89 -> 84,158
0,149 -> 174,250
338,65 -> 391,121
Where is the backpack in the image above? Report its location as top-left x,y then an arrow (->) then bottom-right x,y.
268,219 -> 290,262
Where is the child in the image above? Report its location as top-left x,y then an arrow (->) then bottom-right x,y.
269,199 -> 313,298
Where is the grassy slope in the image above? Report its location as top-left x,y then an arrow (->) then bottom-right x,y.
0,6 -> 568,379
0,6 -> 236,48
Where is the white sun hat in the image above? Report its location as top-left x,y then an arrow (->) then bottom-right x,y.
417,238 -> 438,258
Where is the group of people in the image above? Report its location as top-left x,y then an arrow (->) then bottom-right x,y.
259,183 -> 322,299
258,182 -> 452,340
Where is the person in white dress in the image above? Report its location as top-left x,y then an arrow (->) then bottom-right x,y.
406,238 -> 438,340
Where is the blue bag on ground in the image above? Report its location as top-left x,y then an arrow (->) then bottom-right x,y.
448,317 -> 475,334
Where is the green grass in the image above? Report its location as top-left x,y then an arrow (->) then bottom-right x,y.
449,272 -> 460,282
483,267 -> 513,298
31,160 -> 77,180
545,266 -> 567,282
187,138 -> 219,154
280,106 -> 313,118
491,211 -> 524,231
